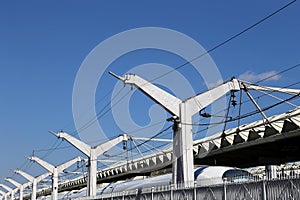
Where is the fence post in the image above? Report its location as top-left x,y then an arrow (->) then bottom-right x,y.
194,181 -> 197,200
171,184 -> 174,200
223,178 -> 227,200
262,178 -> 267,200
151,187 -> 154,200
123,191 -> 125,200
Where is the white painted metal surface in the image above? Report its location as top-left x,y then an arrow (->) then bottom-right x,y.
14,170 -> 51,200
0,184 -> 13,200
52,132 -> 128,197
111,72 -> 241,187
28,156 -> 82,200
0,190 -> 7,200
14,75 -> 300,199
5,178 -> 23,200
54,106 -> 300,196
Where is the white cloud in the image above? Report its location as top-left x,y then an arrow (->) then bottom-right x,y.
207,79 -> 223,88
238,71 -> 281,82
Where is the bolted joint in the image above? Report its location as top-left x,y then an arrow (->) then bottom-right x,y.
28,156 -> 35,161
166,116 -> 178,122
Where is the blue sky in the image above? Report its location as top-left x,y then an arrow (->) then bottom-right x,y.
0,1 -> 300,187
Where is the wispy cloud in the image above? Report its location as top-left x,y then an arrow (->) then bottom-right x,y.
238,71 -> 281,82
207,79 -> 224,88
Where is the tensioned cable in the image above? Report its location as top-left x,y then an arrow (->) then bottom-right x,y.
90,67 -> 298,172
103,1 -> 298,140
195,80 -> 300,126
66,62 -> 300,145
74,87 -> 131,135
79,125 -> 173,161
69,86 -> 125,135
9,1 -> 297,179
146,0 -> 298,84
124,141 -> 171,161
255,63 -> 300,84
40,140 -> 64,160
126,126 -> 172,151
137,142 -> 171,157
194,85 -> 299,131
188,92 -> 300,126
227,80 -> 300,118
33,144 -> 75,153
124,120 -> 167,135
193,79 -> 300,134
48,1 -> 298,160
64,0 -> 298,138
104,126 -> 173,159
250,87 -> 298,108
61,86 -> 118,132
193,99 -> 300,145
101,131 -> 173,161
41,119 -> 166,156
36,88 -> 130,160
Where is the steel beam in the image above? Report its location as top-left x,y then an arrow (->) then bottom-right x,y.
28,156 -> 82,200
0,185 -> 13,200
111,73 -> 241,187
5,178 -> 23,200
0,190 -> 7,200
14,170 -> 50,200
52,131 -> 128,197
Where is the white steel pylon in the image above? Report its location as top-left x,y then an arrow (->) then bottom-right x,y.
5,178 -> 23,200
28,156 -> 82,200
14,170 -> 50,200
0,184 -> 13,200
52,132 -> 129,197
110,72 -> 300,187
110,72 -> 241,187
0,190 -> 7,200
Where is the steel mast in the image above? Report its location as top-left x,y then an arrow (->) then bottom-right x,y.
14,170 -> 51,200
51,132 -> 129,197
0,184 -> 13,200
110,72 -> 241,187
0,190 -> 7,200
28,156 -> 82,200
5,178 -> 23,200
